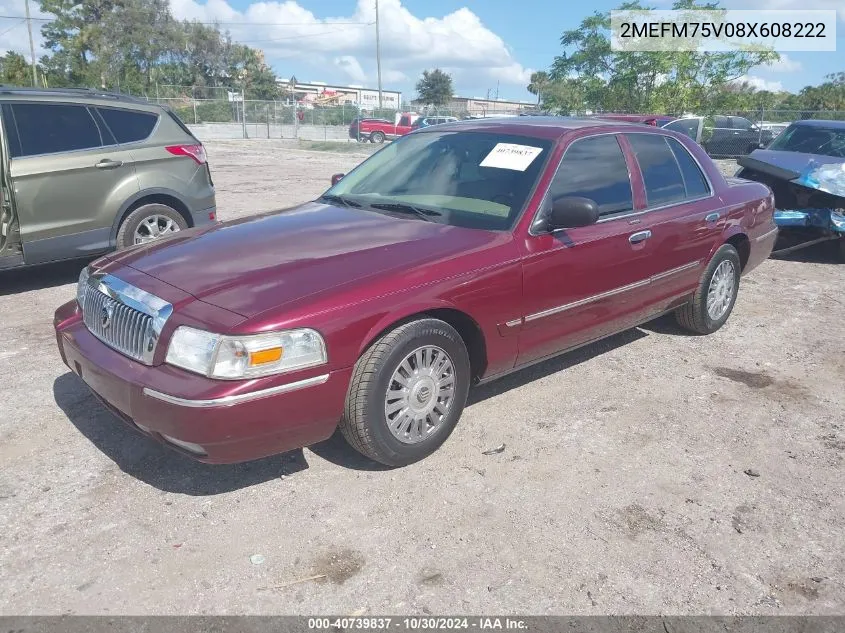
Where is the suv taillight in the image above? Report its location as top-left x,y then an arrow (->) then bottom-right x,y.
166,144 -> 207,165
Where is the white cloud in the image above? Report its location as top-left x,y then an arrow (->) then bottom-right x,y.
735,75 -> 785,92
0,0 -> 51,58
167,0 -> 531,89
334,55 -> 367,83
763,54 -> 802,73
731,0 -> 845,22
0,0 -> 531,95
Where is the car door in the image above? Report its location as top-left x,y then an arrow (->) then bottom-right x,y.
729,116 -> 760,155
705,115 -> 731,155
516,133 -> 659,367
4,101 -> 139,264
622,132 -> 723,305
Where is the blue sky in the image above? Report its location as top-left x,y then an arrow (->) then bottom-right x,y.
1,0 -> 842,101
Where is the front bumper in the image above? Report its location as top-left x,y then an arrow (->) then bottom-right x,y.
54,300 -> 351,464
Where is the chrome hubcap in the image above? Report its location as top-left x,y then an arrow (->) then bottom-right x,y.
134,215 -> 180,245
384,345 -> 455,444
707,260 -> 736,320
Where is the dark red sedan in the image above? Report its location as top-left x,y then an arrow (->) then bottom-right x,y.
54,118 -> 778,467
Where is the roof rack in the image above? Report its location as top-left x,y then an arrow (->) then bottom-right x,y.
0,85 -> 152,105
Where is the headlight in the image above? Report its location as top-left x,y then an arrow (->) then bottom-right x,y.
165,326 -> 327,379
77,266 -> 90,307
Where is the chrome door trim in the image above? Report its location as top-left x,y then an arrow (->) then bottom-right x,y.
143,374 -> 330,408
523,259 -> 702,323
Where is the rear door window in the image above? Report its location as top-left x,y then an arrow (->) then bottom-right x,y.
664,118 -> 700,141
97,107 -> 158,143
626,134 -> 686,207
8,103 -> 104,157
549,134 -> 633,217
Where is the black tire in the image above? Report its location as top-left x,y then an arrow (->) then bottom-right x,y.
116,203 -> 188,249
370,131 -> 385,144
339,318 -> 471,467
675,243 -> 741,335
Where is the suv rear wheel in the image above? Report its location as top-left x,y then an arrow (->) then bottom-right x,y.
116,203 -> 188,249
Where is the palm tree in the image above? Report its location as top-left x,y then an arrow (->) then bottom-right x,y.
527,71 -> 550,106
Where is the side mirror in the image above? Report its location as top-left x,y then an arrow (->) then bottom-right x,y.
548,196 -> 600,230
331,173 -> 344,186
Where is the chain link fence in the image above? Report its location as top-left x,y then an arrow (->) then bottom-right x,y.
136,87 -> 844,157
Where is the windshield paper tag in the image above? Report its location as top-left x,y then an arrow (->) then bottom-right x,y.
480,143 -> 543,171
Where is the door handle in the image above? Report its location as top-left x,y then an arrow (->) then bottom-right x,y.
705,212 -> 720,223
95,159 -> 123,169
629,230 -> 652,244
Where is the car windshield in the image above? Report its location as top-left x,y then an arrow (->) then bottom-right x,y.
322,130 -> 552,231
767,123 -> 845,158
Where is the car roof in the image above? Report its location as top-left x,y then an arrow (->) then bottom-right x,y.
418,116 -> 644,140
0,86 -> 163,111
789,119 -> 845,129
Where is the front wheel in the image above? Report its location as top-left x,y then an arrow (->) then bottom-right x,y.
370,131 -> 385,144
675,244 -> 741,334
339,318 -> 471,467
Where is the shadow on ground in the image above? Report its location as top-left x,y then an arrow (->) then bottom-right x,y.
53,372 -> 309,495
53,327 -> 651,483
0,258 -> 95,296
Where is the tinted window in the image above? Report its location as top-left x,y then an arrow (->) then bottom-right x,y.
1,104 -> 22,158
713,116 -> 729,128
664,119 -> 700,140
10,103 -> 103,157
97,107 -> 158,143
667,137 -> 710,197
627,134 -> 686,206
731,117 -> 753,131
549,135 -> 633,217
767,123 -> 845,158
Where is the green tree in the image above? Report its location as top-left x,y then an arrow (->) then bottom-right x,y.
527,71 -> 550,106
549,0 -> 777,114
416,68 -> 453,105
0,52 -> 37,86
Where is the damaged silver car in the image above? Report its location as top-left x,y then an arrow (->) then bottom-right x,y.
735,119 -> 845,261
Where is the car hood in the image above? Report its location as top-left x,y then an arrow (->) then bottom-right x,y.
743,149 -> 844,173
106,201 -> 502,318
740,149 -> 845,198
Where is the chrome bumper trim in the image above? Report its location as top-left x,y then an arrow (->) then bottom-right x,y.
755,227 -> 779,242
143,374 -> 330,408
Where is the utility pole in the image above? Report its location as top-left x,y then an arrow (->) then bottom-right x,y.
375,0 -> 383,110
24,0 -> 38,87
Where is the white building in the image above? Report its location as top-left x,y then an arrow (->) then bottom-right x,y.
277,79 -> 402,109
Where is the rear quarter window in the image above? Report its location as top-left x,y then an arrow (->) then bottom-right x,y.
666,137 -> 710,198
97,107 -> 158,143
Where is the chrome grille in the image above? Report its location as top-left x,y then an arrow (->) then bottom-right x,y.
79,272 -> 173,365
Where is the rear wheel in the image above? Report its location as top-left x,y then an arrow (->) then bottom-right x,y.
675,244 -> 741,334
116,203 -> 187,249
370,131 -> 385,144
339,318 -> 471,467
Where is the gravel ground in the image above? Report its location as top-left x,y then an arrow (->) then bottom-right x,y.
1,141 -> 843,615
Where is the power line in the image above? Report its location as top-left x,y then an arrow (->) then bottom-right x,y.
0,14 -> 372,26
0,18 -> 24,37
